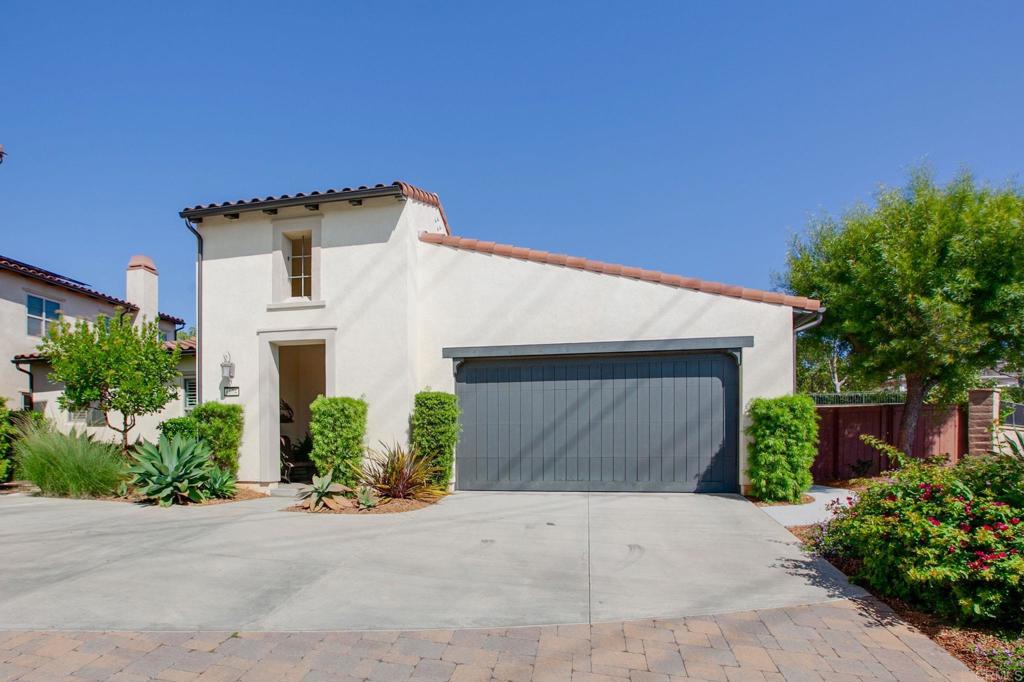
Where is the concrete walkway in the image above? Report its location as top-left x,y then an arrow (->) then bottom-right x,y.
758,486 -> 853,528
0,598 -> 979,681
0,492 -> 862,631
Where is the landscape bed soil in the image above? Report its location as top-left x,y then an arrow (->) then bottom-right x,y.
746,493 -> 815,506
283,497 -> 434,515
788,523 -> 1022,681
0,481 -> 267,505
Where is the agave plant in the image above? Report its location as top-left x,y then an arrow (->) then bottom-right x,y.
999,428 -> 1024,460
206,466 -> 237,499
296,469 -> 352,511
349,443 -> 447,501
355,485 -> 378,510
129,436 -> 213,506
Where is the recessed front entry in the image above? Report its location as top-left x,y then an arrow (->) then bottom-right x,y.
454,353 -> 739,493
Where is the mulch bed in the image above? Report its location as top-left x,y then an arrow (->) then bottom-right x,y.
787,523 -> 1022,681
5,482 -> 268,506
745,493 -> 815,507
823,476 -> 886,494
0,480 -> 37,495
283,497 -> 436,515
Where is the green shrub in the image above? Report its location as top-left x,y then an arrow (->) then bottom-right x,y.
158,415 -> 200,441
0,399 -> 13,483
745,394 -> 819,502
350,442 -> 446,501
189,402 -> 244,474
309,396 -> 367,486
815,454 -> 1024,626
410,391 -> 460,486
128,435 -> 213,506
14,422 -> 126,497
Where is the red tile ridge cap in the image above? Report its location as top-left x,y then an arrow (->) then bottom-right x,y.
418,232 -> 822,311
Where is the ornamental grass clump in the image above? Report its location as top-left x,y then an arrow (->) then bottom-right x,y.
814,452 -> 1024,626
13,421 -> 126,498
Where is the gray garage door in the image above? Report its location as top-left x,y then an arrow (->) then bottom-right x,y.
454,352 -> 739,493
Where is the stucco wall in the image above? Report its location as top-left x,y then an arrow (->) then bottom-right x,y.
198,197 -> 431,482
0,271 -> 122,407
198,194 -> 794,485
414,243 -> 795,486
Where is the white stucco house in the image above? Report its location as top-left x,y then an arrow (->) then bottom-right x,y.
4,254 -> 195,441
181,181 -> 822,493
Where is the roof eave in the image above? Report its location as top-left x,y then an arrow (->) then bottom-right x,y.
179,185 -> 405,220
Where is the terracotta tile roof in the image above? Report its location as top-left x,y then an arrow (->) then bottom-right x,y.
13,337 -> 196,363
419,232 -> 823,312
0,254 -> 185,325
180,180 -> 450,233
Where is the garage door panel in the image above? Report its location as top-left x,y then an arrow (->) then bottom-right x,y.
455,353 -> 738,493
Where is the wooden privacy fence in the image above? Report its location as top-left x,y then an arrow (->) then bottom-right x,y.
813,403 -> 967,482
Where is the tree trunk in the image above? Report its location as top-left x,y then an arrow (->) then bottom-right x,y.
898,375 -> 931,456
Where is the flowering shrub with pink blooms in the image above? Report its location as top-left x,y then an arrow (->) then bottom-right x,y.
814,453 -> 1024,626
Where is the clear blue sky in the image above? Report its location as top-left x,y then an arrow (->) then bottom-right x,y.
2,2 -> 1022,324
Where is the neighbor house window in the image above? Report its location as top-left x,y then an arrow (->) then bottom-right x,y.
182,377 -> 198,411
69,403 -> 104,427
26,295 -> 61,337
287,234 -> 312,298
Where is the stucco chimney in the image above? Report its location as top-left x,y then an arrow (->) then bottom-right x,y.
126,254 -> 159,326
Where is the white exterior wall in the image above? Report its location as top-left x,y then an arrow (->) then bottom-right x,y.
198,195 -> 793,486
414,246 -> 795,487
198,197 -> 442,482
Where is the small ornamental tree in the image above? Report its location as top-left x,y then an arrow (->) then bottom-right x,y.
784,169 -> 1024,454
40,311 -> 181,453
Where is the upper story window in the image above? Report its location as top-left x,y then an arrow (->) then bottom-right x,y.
287,234 -> 312,298
27,294 -> 61,337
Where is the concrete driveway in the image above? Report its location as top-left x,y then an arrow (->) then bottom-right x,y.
0,491 -> 862,631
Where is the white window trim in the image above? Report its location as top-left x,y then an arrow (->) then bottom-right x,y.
271,216 -> 322,303
26,293 -> 63,337
182,376 -> 198,412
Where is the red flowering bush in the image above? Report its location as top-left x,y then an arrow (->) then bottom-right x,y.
815,453 -> 1024,626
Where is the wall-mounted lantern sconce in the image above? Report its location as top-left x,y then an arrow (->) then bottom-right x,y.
220,353 -> 235,381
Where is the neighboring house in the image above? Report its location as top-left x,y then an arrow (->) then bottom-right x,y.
181,181 -> 822,493
4,254 -> 195,442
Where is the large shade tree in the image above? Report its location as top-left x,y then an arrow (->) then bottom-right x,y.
784,169 -> 1024,454
40,311 -> 182,453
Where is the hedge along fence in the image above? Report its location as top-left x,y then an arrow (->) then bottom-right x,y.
410,391 -> 460,486
745,394 -> 819,502
157,402 -> 244,474
309,396 -> 368,486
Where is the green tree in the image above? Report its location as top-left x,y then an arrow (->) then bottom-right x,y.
784,169 -> 1024,454
796,336 -> 879,394
40,312 -> 182,453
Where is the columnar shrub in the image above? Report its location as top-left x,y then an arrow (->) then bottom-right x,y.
309,396 -> 368,486
410,391 -> 460,485
745,394 -> 819,502
817,455 -> 1024,626
189,402 -> 244,474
